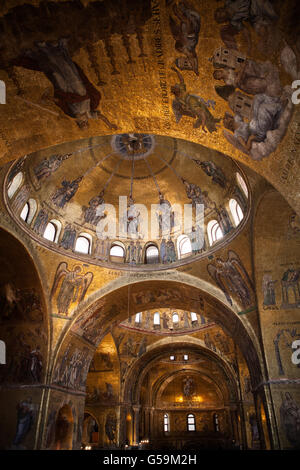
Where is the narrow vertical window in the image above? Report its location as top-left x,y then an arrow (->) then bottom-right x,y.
44,222 -> 57,242
20,202 -> 29,222
229,199 -> 244,226
8,172 -> 23,199
187,414 -> 196,431
207,220 -> 223,246
236,173 -> 248,198
164,414 -> 170,432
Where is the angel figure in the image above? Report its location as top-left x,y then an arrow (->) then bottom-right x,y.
50,262 -> 93,315
171,66 -> 221,133
207,250 -> 254,309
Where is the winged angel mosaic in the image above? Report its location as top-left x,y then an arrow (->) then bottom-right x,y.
50,262 -> 93,316
207,250 -> 254,310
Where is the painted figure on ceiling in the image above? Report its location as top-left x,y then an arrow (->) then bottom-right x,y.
214,0 -> 278,53
11,185 -> 30,213
34,153 -> 72,182
52,176 -> 83,209
216,206 -> 233,235
29,346 -> 43,383
169,1 -> 201,75
137,337 -> 147,357
136,240 -> 143,264
183,376 -> 195,397
166,238 -> 177,263
94,238 -> 110,261
127,241 -> 137,265
189,224 -> 205,254
222,92 -> 288,156
33,209 -> 48,236
124,197 -> 141,238
182,178 -> 213,212
280,268 -> 300,309
160,239 -> 167,264
51,262 -> 93,315
213,56 -> 283,98
15,39 -> 117,130
280,37 -> 300,81
171,67 -> 221,133
59,224 -> 77,251
262,274 -> 278,309
193,159 -> 227,189
207,250 -> 254,309
156,195 -> 175,237
82,191 -> 106,226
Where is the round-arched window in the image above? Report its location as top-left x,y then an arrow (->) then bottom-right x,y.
229,199 -> 244,226
8,172 -> 23,199
187,414 -> 196,431
145,244 -> 159,264
75,233 -> 92,254
177,234 -> 192,259
207,220 -> 223,246
110,243 -> 125,258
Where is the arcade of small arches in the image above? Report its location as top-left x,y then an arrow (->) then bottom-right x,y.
5,161 -> 248,269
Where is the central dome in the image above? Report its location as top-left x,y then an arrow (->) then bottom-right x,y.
4,134 -> 250,270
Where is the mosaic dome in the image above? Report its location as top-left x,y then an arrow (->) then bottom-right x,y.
4,134 -> 250,270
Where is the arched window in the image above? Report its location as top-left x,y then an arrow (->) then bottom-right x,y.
187,414 -> 196,431
190,312 -> 198,323
177,234 -> 192,259
236,172 -> 248,198
44,222 -> 56,242
110,242 -> 125,258
20,202 -> 29,222
153,312 -> 160,326
229,199 -> 244,226
145,244 -> 159,264
20,199 -> 37,224
207,219 -> 223,246
43,220 -> 61,243
135,312 -> 142,323
183,354 -> 189,361
213,413 -> 220,432
75,233 -> 92,254
164,414 -> 170,432
7,172 -> 23,199
172,312 -> 179,324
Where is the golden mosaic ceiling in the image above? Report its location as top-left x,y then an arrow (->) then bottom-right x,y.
0,0 -> 299,214
4,134 -> 250,269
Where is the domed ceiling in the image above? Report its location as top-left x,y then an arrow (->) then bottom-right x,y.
0,0 -> 298,217
4,134 -> 250,269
